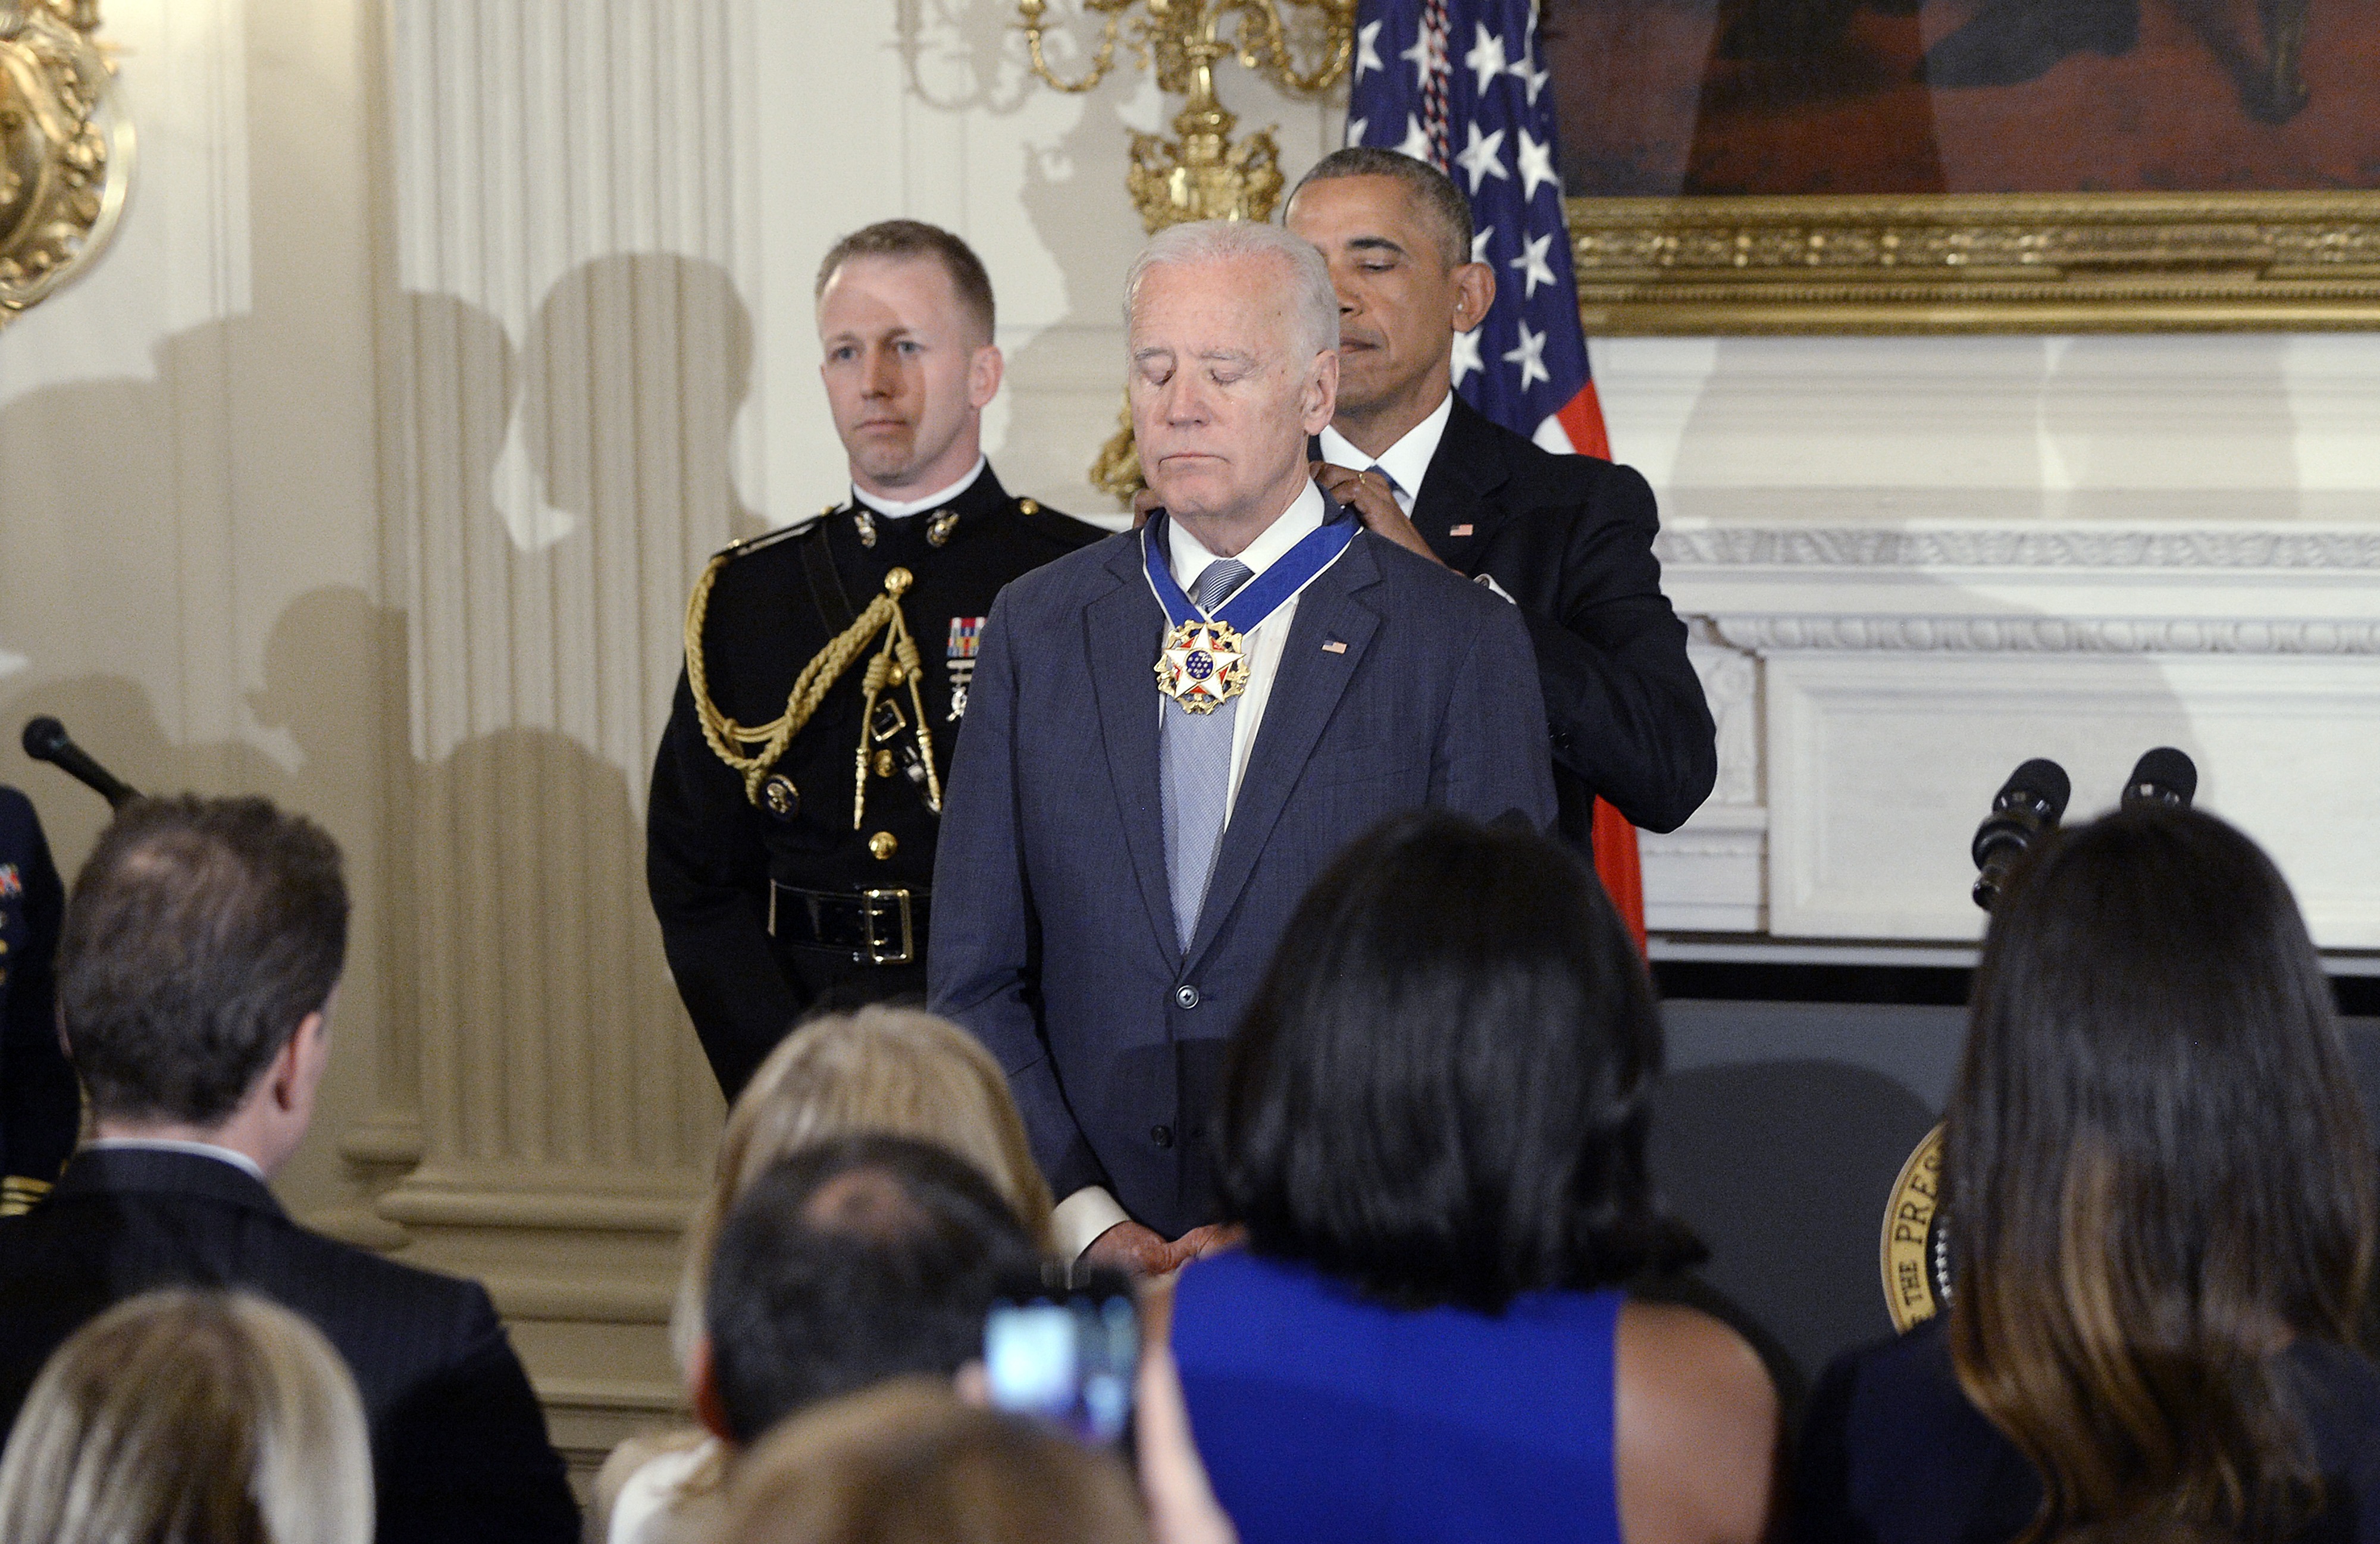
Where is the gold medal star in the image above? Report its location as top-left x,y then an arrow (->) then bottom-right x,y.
1157,619 -> 1249,713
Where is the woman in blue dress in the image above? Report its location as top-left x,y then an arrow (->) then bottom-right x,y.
1169,811 -> 1780,1544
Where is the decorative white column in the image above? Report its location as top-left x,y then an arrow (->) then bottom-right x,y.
365,0 -> 765,1458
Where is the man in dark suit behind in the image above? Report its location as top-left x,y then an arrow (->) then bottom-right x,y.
0,787 -> 79,1214
1286,148 -> 1716,850
930,220 -> 1555,1279
0,796 -> 578,1544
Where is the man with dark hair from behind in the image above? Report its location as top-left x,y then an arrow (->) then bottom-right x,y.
693,1133 -> 1045,1448
607,1136 -> 1047,1544
0,795 -> 580,1544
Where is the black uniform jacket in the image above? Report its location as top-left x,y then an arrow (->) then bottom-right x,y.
1334,396 -> 1717,848
0,787 -> 77,1202
0,1148 -> 580,1544
647,463 -> 1104,1097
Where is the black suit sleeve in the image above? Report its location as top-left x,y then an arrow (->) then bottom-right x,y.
371,1285 -> 581,1544
646,668 -> 803,1099
2,794 -> 79,1186
1523,462 -> 1715,835
1790,1351 -> 1869,1544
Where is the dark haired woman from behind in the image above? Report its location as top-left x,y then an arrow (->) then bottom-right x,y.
1796,805 -> 2380,1544
1169,812 -> 1779,1544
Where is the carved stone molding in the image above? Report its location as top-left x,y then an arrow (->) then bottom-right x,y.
1711,615 -> 2380,656
1658,527 -> 2380,571
1684,620 -> 1759,808
1643,834 -> 1771,859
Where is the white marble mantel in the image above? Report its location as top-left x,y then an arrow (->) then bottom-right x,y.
1642,518 -> 2380,950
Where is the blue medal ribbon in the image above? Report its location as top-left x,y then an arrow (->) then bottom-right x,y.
1141,508 -> 1357,633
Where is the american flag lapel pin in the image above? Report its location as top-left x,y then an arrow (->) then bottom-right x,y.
1321,640 -> 1347,654
1448,523 -> 1474,537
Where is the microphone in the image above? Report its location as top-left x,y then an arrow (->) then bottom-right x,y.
2120,746 -> 2197,810
20,717 -> 140,809
1971,757 -> 2071,913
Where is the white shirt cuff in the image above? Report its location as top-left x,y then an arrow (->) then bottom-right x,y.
1053,1186 -> 1135,1262
1475,571 -> 1515,605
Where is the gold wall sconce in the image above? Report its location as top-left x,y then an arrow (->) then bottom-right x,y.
1016,0 -> 1354,501
0,0 -> 132,325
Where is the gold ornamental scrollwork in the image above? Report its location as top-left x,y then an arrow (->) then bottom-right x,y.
1016,0 -> 1353,502
0,0 -> 130,324
1880,1123 -> 1950,1333
1565,192 -> 2380,334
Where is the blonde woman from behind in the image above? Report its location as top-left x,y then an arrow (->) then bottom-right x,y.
713,1379 -> 1149,1544
593,1005 -> 1057,1544
0,1287 -> 372,1544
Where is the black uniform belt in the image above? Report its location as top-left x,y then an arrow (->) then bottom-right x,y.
769,884 -> 928,966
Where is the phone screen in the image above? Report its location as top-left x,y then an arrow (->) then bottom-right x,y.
984,1287 -> 1139,1446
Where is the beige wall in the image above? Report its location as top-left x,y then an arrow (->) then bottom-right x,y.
4,0 -> 2376,1470
0,0 -> 390,1224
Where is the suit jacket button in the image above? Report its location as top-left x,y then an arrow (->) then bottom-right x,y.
1174,984 -> 1198,1009
1151,1125 -> 1174,1148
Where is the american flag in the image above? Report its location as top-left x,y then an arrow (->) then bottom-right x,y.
1344,0 -> 1611,459
1343,0 -> 1647,942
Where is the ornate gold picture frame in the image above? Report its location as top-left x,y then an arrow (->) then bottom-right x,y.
1564,190 -> 2380,334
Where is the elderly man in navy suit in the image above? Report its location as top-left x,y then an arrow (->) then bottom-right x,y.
930,220 -> 1556,1277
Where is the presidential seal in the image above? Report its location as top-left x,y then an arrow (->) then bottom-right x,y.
1157,618 -> 1249,715
1880,1122 -> 1955,1332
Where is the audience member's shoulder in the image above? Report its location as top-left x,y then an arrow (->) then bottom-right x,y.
0,784 -> 37,838
1615,1299 -> 1778,1544
274,1210 -> 505,1331
1797,1315 -> 2003,1508
2284,1336 -> 2380,1479
1820,1312 -> 1958,1405
1619,1299 -> 1776,1423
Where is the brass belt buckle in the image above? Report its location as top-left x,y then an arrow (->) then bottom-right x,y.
860,888 -> 913,965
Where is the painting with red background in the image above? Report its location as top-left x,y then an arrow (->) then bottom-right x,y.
1547,0 -> 2362,196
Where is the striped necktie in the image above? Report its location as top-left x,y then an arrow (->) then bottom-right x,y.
1160,558 -> 1252,953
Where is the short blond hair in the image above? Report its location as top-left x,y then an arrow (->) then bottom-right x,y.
715,1379 -> 1148,1544
671,1006 -> 1056,1367
0,1288 -> 372,1544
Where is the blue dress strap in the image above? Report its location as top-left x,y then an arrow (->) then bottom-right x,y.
1171,1250 -> 1625,1544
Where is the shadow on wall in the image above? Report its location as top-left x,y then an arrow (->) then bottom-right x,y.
893,0 -> 1041,115
520,253 -> 765,546
1,270 -> 743,1205
398,272 -> 732,1173
1003,108 -> 1135,524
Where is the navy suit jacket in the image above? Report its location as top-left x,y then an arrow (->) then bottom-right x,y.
0,1150 -> 580,1544
1319,397 -> 1715,848
929,504 -> 1557,1238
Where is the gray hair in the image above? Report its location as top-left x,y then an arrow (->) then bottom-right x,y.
1123,220 -> 1339,360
